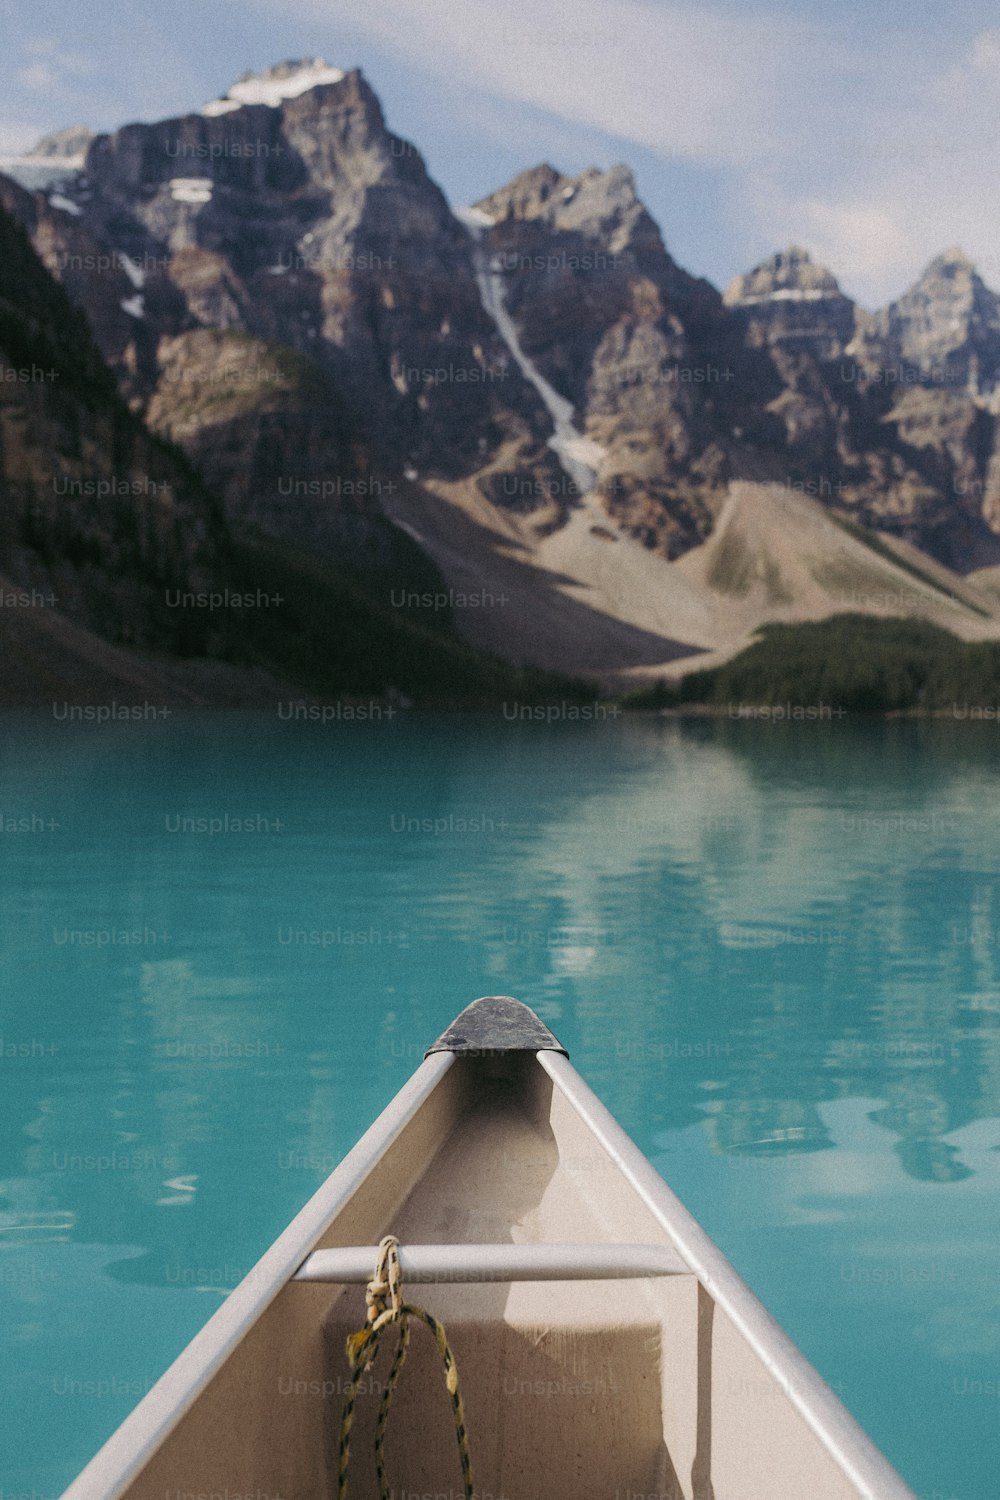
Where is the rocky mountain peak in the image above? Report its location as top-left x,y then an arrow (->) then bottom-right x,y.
474,161 -> 668,274
0,126 -> 95,192
899,246 -> 991,307
922,245 -> 975,276
28,125 -> 95,160
476,162 -> 641,228
871,247 -> 1000,388
9,61 -> 1000,605
902,247 -> 988,310
723,246 -> 845,307
473,164 -> 572,221
722,245 -> 856,369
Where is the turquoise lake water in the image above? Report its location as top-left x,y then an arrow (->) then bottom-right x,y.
1,710 -> 999,1499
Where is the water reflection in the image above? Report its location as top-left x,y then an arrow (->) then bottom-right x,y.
0,715 -> 998,1237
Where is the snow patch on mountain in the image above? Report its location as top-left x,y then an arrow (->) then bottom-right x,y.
47,193 -> 81,216
201,59 -> 345,116
119,255 -> 146,290
454,206 -> 495,230
201,99 -> 242,118
169,178 -> 213,205
458,209 -> 605,496
734,288 -> 832,305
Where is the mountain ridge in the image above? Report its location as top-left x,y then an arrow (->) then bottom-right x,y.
7,63 -> 999,313
4,59 -> 1000,690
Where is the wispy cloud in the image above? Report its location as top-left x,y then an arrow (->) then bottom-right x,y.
260,0 -> 853,168
16,35 -> 96,93
260,0 -> 994,302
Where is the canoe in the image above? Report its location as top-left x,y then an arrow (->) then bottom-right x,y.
62,996 -> 918,1500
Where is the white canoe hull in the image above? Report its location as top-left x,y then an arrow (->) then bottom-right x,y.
61,998 -> 917,1500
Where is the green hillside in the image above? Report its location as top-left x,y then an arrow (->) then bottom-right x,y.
626,615 -> 1000,714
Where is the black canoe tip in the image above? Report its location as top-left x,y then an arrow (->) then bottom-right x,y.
425,996 -> 567,1058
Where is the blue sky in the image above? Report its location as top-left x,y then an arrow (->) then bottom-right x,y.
1,0 -> 998,307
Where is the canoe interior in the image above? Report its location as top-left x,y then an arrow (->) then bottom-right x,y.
119,1052 -> 872,1500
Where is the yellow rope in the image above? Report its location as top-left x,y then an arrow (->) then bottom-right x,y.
337,1235 -> 476,1500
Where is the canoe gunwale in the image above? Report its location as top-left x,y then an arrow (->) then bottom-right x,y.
56,998 -> 920,1500
57,1051 -> 457,1500
538,1049 -> 919,1500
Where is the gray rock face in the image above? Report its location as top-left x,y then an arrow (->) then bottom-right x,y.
74,64 -> 545,467
473,163 -> 737,556
473,173 -> 1000,567
721,247 -> 859,500
9,63 -> 1000,574
857,249 -> 1000,393
28,126 -> 96,160
1,65 -> 564,567
835,251 -> 1000,556
476,162 -> 719,401
1,128 -> 96,192
724,246 -> 857,362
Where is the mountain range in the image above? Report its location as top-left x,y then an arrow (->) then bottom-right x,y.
4,57 -> 1000,699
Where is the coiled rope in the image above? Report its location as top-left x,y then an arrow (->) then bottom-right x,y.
337,1234 -> 475,1500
